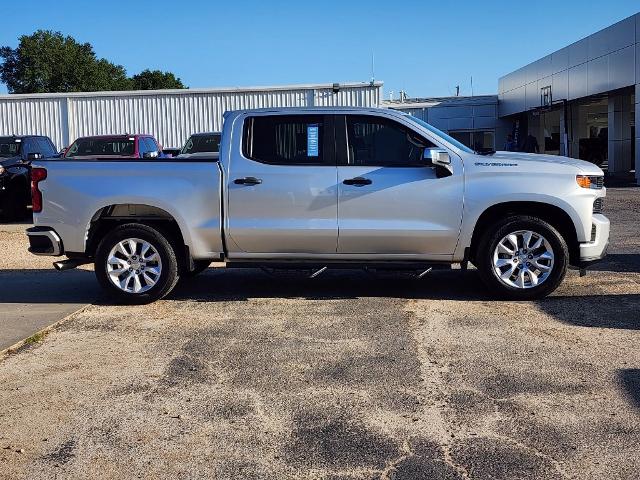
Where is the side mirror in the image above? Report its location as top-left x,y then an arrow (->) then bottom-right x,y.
423,148 -> 453,175
142,151 -> 159,159
26,152 -> 43,163
432,150 -> 451,167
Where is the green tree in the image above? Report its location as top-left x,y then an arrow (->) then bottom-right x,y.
131,69 -> 186,90
0,30 -> 131,93
0,30 -> 186,94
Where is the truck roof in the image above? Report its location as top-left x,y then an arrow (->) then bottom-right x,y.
228,106 -> 397,114
73,134 -> 152,140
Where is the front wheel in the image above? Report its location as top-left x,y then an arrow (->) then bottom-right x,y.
95,223 -> 180,304
476,215 -> 568,300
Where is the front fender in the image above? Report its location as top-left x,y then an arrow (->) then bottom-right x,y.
454,173 -> 594,261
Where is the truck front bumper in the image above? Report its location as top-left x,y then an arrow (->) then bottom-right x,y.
577,214 -> 609,266
26,227 -> 64,256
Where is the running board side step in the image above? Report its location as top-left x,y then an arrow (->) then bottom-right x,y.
53,258 -> 91,271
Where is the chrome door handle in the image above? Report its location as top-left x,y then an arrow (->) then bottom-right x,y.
343,177 -> 372,186
234,176 -> 262,185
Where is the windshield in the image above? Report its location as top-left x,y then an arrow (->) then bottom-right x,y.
65,138 -> 135,157
403,115 -> 475,154
181,133 -> 221,154
0,137 -> 22,158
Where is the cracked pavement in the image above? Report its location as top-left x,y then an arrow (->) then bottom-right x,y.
0,187 -> 639,479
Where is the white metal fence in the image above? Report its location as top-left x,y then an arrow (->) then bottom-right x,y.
0,82 -> 382,149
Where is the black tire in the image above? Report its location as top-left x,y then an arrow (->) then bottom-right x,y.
181,260 -> 211,278
95,223 -> 180,304
475,215 -> 568,300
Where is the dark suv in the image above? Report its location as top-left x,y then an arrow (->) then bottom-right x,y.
0,135 -> 58,221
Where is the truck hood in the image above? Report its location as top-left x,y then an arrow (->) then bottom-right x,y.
487,151 -> 604,175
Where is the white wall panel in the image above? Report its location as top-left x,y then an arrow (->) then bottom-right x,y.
0,98 -> 66,149
0,83 -> 382,149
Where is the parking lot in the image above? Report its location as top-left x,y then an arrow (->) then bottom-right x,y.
0,187 -> 638,479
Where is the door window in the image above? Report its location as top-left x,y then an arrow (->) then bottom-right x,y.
36,137 -> 55,157
145,137 -> 159,152
243,115 -> 328,165
21,138 -> 37,157
345,115 -> 434,167
137,137 -> 150,156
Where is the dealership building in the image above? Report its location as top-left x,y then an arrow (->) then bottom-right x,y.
498,12 -> 639,181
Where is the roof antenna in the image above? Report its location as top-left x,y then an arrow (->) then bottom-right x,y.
370,52 -> 375,86
455,85 -> 460,97
471,76 -> 474,97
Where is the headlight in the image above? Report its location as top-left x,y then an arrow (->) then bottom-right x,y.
576,175 -> 604,189
0,166 -> 5,176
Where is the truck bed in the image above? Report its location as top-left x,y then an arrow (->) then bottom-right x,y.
33,157 -> 224,259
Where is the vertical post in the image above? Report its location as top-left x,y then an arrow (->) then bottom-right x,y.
632,83 -> 640,185
60,96 -> 71,148
608,93 -> 633,175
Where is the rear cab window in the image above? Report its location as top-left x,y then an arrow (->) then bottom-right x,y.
242,115 -> 331,165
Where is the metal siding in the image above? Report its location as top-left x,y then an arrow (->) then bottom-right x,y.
0,98 -> 66,149
0,83 -> 381,148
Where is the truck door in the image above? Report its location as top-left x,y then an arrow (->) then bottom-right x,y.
336,114 -> 464,257
226,114 -> 338,255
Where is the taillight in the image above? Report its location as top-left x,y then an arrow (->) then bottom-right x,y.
31,167 -> 47,213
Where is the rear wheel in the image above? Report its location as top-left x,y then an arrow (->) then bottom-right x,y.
95,224 -> 180,304
476,215 -> 568,300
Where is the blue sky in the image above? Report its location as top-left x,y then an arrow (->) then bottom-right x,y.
1,1 -> 638,98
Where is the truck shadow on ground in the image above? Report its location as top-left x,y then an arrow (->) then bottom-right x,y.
173,269 -> 640,331
0,269 -> 103,304
588,253 -> 640,273
618,369 -> 640,410
534,294 -> 640,330
172,268 -> 490,302
2,267 -> 639,333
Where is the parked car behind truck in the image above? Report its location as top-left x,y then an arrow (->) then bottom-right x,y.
26,107 -> 609,303
0,135 -> 58,221
64,134 -> 165,159
178,132 -> 221,159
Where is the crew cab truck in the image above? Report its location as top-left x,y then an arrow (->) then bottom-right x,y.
26,107 -> 609,303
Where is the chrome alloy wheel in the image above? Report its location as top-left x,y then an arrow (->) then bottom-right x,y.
492,230 -> 554,289
106,238 -> 162,294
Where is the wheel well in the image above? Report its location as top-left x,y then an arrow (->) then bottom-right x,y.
85,204 -> 188,264
469,202 -> 580,265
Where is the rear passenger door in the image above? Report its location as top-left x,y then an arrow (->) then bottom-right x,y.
225,114 -> 338,255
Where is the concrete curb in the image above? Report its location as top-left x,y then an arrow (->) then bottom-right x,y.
0,304 -> 90,359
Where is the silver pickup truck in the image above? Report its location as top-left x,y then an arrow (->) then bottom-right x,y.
26,107 -> 609,303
